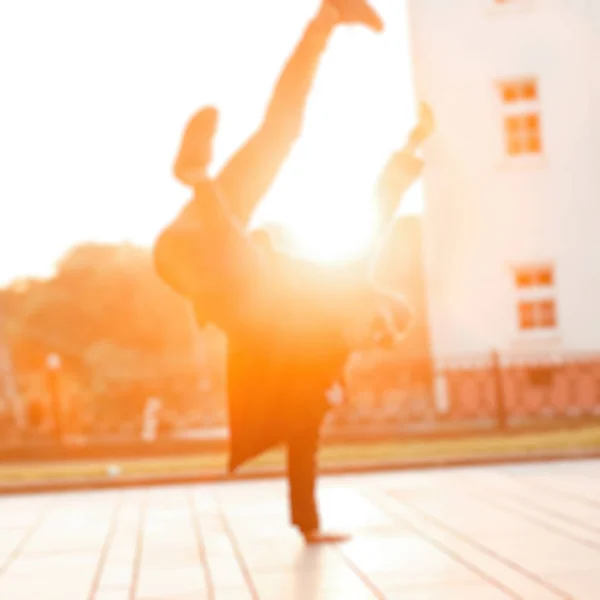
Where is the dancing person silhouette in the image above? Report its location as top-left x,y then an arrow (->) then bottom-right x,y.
154,0 -> 433,544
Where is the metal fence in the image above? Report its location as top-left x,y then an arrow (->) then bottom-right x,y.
3,350 -> 600,457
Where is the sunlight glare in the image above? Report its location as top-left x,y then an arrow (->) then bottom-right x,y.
253,150 -> 381,265
287,199 -> 376,264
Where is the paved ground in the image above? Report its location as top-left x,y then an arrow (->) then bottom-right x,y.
0,460 -> 599,599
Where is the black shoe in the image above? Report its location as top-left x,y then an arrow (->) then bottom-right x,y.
302,529 -> 351,545
327,0 -> 384,32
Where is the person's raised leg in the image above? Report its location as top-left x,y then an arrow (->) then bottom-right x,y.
157,1 -> 385,322
214,0 -> 384,228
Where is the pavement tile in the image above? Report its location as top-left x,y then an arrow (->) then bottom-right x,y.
1,459 -> 599,599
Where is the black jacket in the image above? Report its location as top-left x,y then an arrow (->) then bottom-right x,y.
217,255 -> 352,472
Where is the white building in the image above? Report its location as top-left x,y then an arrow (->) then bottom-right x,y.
408,0 -> 600,360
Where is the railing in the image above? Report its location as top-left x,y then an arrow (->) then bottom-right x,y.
329,351 -> 600,435
3,350 -> 600,459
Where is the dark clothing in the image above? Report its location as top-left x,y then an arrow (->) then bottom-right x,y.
155,187 -> 269,331
154,11 -> 421,531
225,254 -> 353,472
227,299 -> 344,527
287,408 -> 323,533
155,15 -> 348,481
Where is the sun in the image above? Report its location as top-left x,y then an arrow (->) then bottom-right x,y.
255,167 -> 380,265
284,201 -> 376,264
251,137 -> 385,265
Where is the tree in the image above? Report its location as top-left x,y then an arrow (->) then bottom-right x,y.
2,242 -> 226,429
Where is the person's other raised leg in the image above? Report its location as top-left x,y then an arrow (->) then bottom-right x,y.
215,0 -> 384,228
154,108 -> 265,326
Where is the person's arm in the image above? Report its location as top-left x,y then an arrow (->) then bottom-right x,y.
375,150 -> 424,236
339,106 -> 435,349
365,103 -> 435,287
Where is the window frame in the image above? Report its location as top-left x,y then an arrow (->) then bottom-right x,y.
497,77 -> 543,159
511,263 -> 559,336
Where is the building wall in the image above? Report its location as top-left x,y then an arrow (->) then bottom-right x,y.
408,0 -> 600,359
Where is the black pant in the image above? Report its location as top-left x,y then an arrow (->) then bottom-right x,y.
286,413 -> 324,533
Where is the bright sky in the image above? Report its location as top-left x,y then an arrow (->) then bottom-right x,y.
0,0 -> 421,285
